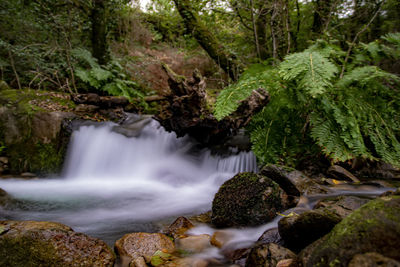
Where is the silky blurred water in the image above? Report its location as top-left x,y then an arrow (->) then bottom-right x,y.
0,118 -> 257,244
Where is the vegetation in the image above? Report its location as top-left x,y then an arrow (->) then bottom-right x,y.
1,0 -> 400,169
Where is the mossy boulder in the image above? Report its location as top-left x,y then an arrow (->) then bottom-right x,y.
278,208 -> 342,252
211,172 -> 294,228
0,220 -> 115,266
0,89 -> 76,175
300,196 -> 400,267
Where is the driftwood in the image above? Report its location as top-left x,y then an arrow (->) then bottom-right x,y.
155,64 -> 270,145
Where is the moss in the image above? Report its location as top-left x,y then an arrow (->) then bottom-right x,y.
302,196 -> 400,266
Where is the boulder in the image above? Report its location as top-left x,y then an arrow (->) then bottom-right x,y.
278,208 -> 342,251
313,195 -> 370,218
164,216 -> 194,240
245,243 -> 297,267
348,252 -> 400,267
260,165 -> 329,196
300,196 -> 400,266
0,220 -> 115,266
257,228 -> 285,246
0,188 -> 12,207
211,230 -> 234,248
114,232 -> 175,263
327,165 -> 360,183
175,234 -> 211,253
211,172 -> 293,228
0,106 -> 74,174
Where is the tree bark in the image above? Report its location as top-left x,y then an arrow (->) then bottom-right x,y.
91,0 -> 109,65
173,0 -> 241,80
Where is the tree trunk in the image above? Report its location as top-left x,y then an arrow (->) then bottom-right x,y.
173,0 -> 241,80
91,0 -> 109,65
256,7 -> 269,60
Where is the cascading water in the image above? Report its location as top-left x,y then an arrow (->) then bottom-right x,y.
0,117 -> 257,244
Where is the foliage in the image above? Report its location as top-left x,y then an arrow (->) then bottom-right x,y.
215,37 -> 400,167
72,48 -> 146,104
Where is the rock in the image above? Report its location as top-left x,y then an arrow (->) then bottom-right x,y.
74,104 -> 99,113
300,196 -> 400,267
257,228 -> 285,246
245,243 -> 297,267
165,217 -> 194,240
190,211 -> 212,224
176,234 -> 211,253
348,252 -> 400,267
164,257 -> 209,267
212,172 -> 293,228
115,232 -> 175,263
0,157 -> 8,164
132,256 -> 148,267
260,165 -> 329,196
0,188 -> 12,207
314,195 -> 370,218
20,172 -> 37,178
0,106 -> 75,174
327,165 -> 360,183
0,80 -> 10,91
99,96 -> 129,108
222,246 -> 251,266
0,220 -> 115,266
112,114 -> 153,138
211,230 -> 234,248
278,208 -> 342,251
276,258 -> 299,267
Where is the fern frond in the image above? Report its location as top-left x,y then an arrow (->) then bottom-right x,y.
279,51 -> 338,97
337,66 -> 399,88
71,48 -> 99,68
214,66 -> 280,120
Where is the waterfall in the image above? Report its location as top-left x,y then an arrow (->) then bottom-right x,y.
0,118 -> 257,243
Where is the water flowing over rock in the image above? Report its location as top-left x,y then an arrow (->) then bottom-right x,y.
300,196 -> 400,266
211,172 -> 293,228
0,220 -> 115,267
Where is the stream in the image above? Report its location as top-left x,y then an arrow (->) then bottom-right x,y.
0,116 -> 394,264
0,117 -> 257,245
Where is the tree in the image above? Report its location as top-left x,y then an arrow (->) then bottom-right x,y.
91,0 -> 109,65
173,0 -> 241,80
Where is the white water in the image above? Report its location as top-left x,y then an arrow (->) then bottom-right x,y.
0,118 -> 257,243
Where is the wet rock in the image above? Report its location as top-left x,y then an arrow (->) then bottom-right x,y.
260,165 -> 329,196
222,246 -> 251,267
300,196 -> 400,266
257,228 -> 285,246
176,234 -> 211,253
0,220 -> 115,266
211,230 -> 234,248
190,211 -> 212,224
212,172 -> 293,228
245,243 -> 296,267
115,232 -> 175,263
165,217 -> 194,240
0,188 -> 12,207
276,258 -> 300,267
278,208 -> 342,251
112,114 -> 153,138
164,257 -> 209,267
348,252 -> 400,267
314,195 -> 370,218
327,165 -> 360,183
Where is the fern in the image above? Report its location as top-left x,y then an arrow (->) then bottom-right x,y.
214,64 -> 280,120
279,51 -> 338,97
215,35 -> 400,167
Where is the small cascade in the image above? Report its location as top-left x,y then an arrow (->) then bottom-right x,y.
0,118 -> 257,243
